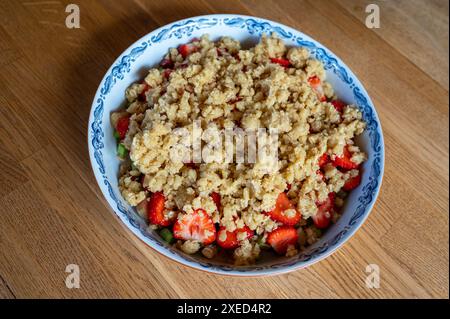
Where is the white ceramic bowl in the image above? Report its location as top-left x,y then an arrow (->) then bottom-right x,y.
88,14 -> 385,276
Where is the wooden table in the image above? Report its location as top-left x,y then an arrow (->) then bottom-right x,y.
0,0 -> 448,299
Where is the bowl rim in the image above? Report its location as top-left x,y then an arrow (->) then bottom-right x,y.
88,13 -> 385,276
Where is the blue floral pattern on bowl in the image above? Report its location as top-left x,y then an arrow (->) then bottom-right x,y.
88,14 -> 384,276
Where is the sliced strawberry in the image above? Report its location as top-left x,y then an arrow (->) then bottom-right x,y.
267,193 -> 301,226
137,83 -> 150,102
308,75 -> 321,87
312,192 -> 335,229
178,44 -> 197,59
331,100 -> 345,113
332,146 -> 359,170
318,153 -> 330,168
270,57 -> 291,67
173,209 -> 216,245
217,47 -> 228,57
163,68 -> 172,79
116,116 -> 130,139
320,192 -> 335,211
210,192 -> 221,211
178,44 -> 190,58
343,171 -> 362,191
148,192 -> 173,226
216,226 -> 253,249
308,75 -> 326,102
160,58 -> 173,69
267,226 -> 298,254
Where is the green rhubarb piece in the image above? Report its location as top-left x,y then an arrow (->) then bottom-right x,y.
113,130 -> 121,141
160,228 -> 174,244
117,143 -> 128,158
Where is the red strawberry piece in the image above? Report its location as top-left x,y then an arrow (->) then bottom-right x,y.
331,100 -> 346,113
266,193 -> 301,226
308,75 -> 321,88
178,44 -> 190,58
232,52 -> 241,61
286,184 -> 292,191
163,68 -> 173,79
312,192 -> 335,229
160,58 -> 174,69
267,226 -> 299,254
116,116 -> 130,139
173,209 -> 216,245
216,226 -> 253,249
148,192 -> 173,226
308,76 -> 326,101
216,47 -> 228,56
318,153 -> 330,168
270,57 -> 291,67
343,171 -> 362,191
210,192 -> 221,211
138,83 -> 150,102
332,146 -> 359,170
178,44 -> 197,59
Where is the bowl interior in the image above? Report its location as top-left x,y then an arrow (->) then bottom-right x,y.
89,15 -> 384,275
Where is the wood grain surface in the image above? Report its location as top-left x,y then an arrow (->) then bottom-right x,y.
0,0 -> 448,299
